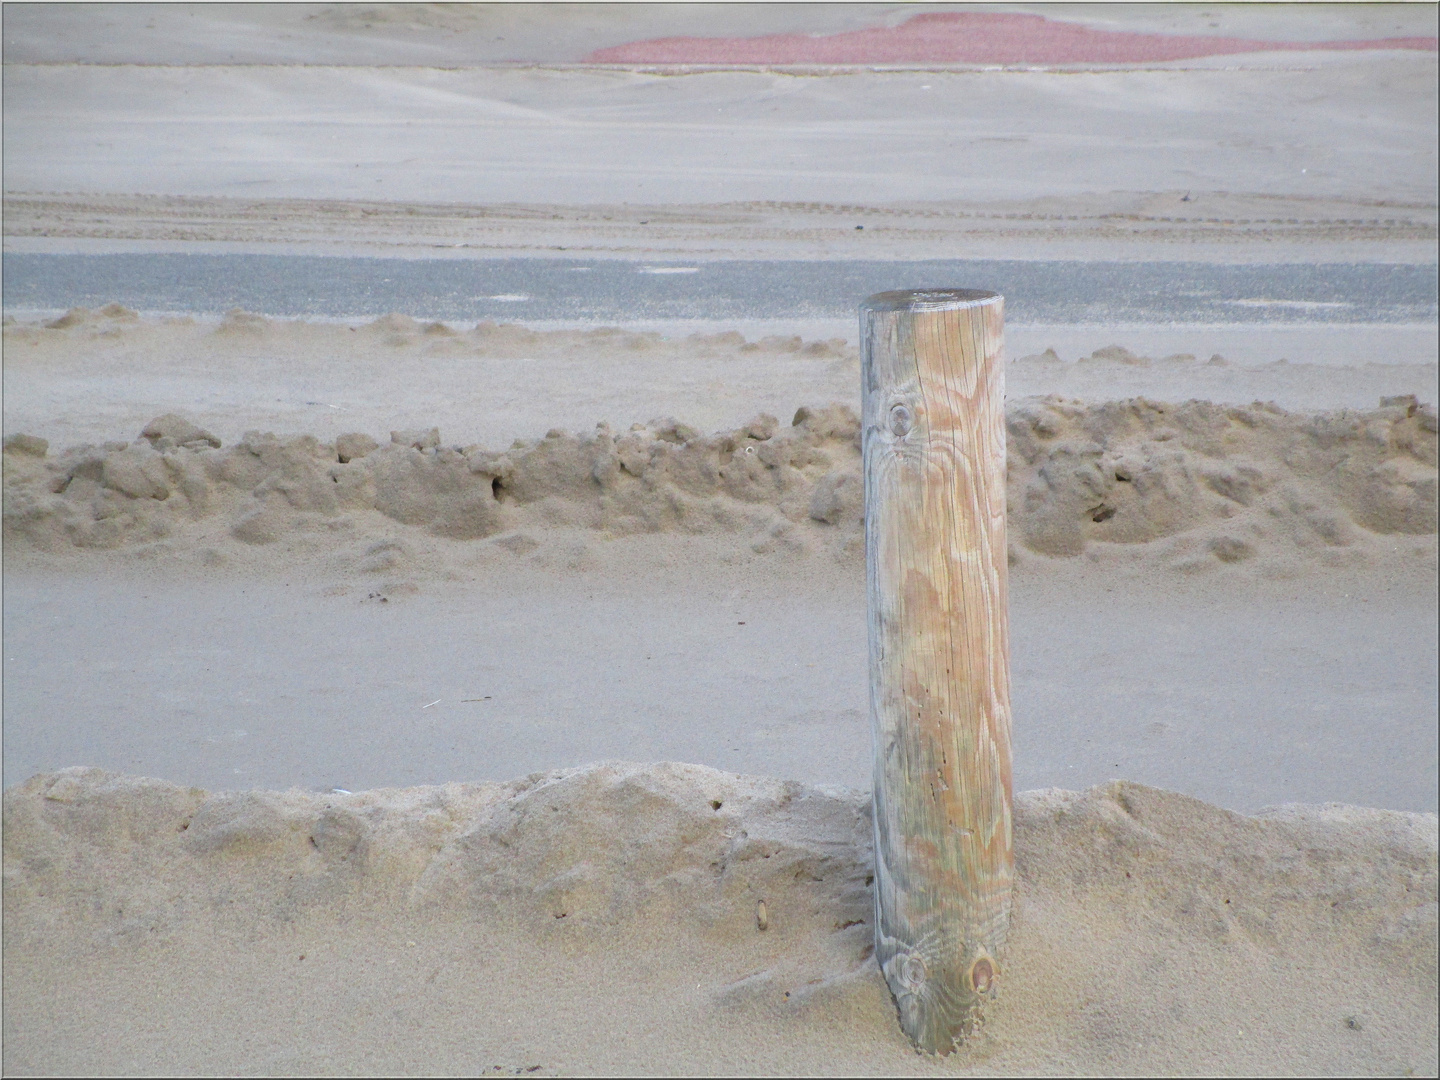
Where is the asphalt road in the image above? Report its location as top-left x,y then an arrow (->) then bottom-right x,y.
4,253 -> 1436,324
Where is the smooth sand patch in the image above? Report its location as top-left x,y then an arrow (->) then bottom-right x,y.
5,56 -> 1434,206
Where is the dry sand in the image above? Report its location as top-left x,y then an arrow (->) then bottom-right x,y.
4,305 -> 1436,457
6,2 -> 1435,66
5,317 -> 1435,812
5,312 -> 1435,575
6,54 -> 1435,215
5,556 -> 1434,812
3,763 -> 1435,1075
4,6 -> 1437,1071
6,189 -> 1436,264
3,313 -> 1437,1074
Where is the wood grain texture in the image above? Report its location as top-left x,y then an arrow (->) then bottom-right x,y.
861,289 -> 1013,1054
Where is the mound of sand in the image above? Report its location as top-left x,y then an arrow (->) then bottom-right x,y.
4,390 -> 1435,574
1006,393 -> 1436,565
4,763 -> 1435,1073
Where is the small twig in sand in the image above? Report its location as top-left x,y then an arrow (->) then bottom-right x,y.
422,699 -> 441,709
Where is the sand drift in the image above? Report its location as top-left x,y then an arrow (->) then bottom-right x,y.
3,306 -> 1436,1071
5,339 -> 1435,575
3,761 -> 1435,1074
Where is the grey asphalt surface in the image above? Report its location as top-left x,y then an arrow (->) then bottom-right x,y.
4,253 -> 1436,323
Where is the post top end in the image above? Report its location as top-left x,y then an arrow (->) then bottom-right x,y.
862,288 -> 1001,313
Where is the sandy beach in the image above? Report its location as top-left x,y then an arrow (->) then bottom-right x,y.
5,763 -> 1436,1075
3,4 -> 1437,1075
4,309 -> 1435,1073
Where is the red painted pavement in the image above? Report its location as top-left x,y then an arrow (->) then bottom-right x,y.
585,11 -> 1437,65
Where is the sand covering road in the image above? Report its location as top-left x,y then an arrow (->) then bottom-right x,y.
6,314 -> 1435,577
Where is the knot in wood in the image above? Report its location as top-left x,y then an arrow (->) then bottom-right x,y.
969,955 -> 996,995
899,954 -> 927,991
888,403 -> 913,438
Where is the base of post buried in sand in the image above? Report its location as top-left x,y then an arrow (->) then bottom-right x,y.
862,288 -> 1014,1054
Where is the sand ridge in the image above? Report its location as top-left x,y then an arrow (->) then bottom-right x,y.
3,762 -> 1435,1074
5,315 -> 1436,579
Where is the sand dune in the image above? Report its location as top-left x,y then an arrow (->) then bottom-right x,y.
6,2 -> 1436,68
3,762 -> 1434,1073
586,9 -> 1437,65
6,318 -> 1435,577
6,54 -> 1435,208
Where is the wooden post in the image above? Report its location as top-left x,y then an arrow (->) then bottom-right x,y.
861,289 -> 1013,1054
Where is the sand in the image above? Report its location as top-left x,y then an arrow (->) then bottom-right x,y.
3,762 -> 1436,1075
7,189 -> 1438,265
3,305 -> 1436,461
3,313 -> 1436,1071
5,558 -> 1434,813
6,55 -> 1436,212
6,3 -> 1435,66
4,5 -> 1437,1072
5,313 -> 1436,575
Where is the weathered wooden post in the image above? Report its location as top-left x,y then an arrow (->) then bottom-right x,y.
861,289 -> 1013,1054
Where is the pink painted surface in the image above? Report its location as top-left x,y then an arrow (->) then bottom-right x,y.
586,11 -> 1437,65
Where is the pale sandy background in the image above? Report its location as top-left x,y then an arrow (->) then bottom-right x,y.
3,4 -> 1436,1075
